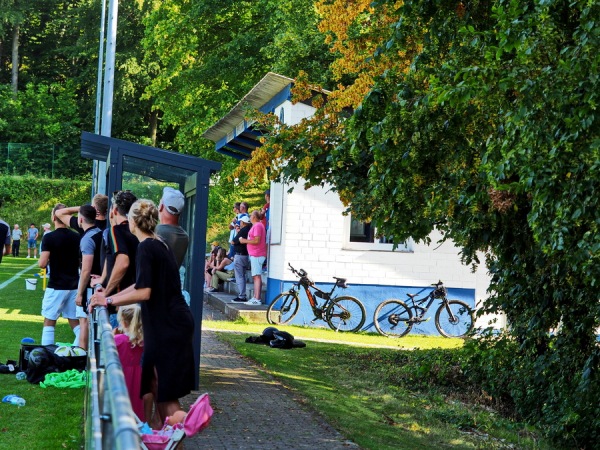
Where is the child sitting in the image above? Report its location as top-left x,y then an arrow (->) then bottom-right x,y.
115,304 -> 145,422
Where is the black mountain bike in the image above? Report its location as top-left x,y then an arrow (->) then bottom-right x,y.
267,263 -> 366,332
373,281 -> 474,338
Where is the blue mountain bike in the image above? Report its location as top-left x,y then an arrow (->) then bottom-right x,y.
373,281 -> 474,338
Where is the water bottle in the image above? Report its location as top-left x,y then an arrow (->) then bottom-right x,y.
2,395 -> 26,406
16,372 -> 27,381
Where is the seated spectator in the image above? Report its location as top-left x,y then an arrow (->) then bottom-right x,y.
205,248 -> 233,293
204,243 -> 220,289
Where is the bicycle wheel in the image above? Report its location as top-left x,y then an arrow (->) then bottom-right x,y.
435,300 -> 474,338
267,292 -> 300,325
373,299 -> 413,337
325,296 -> 366,332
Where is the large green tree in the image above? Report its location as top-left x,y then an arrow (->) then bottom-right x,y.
0,0 -> 169,177
142,0 -> 334,156
246,0 -> 599,445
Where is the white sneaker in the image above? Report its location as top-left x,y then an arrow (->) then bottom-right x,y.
26,256 -> 30,259
245,298 -> 262,305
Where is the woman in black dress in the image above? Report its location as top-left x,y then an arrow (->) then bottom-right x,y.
89,199 -> 194,427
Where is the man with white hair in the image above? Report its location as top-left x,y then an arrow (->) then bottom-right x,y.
156,187 -> 189,267
11,224 -> 22,257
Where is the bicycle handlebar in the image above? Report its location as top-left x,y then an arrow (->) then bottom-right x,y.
287,263 -> 348,288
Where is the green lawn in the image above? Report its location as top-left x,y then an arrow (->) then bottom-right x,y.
0,257 -> 84,450
0,256 -> 556,450
218,331 -> 556,450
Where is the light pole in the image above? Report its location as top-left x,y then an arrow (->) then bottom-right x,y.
93,0 -> 118,196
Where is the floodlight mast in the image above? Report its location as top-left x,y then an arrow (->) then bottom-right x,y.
93,0 -> 118,197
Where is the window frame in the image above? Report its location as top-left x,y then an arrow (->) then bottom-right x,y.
343,215 -> 412,252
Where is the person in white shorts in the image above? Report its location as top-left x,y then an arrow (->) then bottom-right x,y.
38,204 -> 82,346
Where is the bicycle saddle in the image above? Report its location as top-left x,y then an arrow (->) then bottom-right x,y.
334,277 -> 347,288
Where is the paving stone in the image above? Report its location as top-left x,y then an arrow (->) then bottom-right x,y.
181,302 -> 359,449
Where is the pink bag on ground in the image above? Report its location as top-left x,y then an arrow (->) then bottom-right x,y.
141,393 -> 213,450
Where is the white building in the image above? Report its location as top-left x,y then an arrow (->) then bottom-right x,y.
204,73 -> 498,334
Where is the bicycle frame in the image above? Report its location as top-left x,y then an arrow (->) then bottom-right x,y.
406,292 -> 436,322
288,268 -> 341,320
406,282 -> 447,322
267,264 -> 366,333
373,280 -> 474,338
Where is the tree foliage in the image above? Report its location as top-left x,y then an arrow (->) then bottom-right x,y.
141,0 -> 333,157
241,0 -> 600,445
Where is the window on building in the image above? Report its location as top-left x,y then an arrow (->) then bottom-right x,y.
345,216 -> 411,251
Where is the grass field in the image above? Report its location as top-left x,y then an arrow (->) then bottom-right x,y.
0,257 -> 84,450
0,256 -> 555,450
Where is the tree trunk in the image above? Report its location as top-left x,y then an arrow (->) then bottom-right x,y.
149,109 -> 158,147
11,24 -> 19,94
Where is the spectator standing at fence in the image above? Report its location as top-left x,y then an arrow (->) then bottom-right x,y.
115,304 -> 145,422
91,190 -> 138,328
11,224 -> 22,257
156,187 -> 189,267
89,199 -> 195,429
56,194 -> 109,235
230,214 -> 251,302
26,223 -> 39,259
38,204 -> 81,346
92,193 -> 109,231
70,204 -> 102,350
239,210 -> 266,305
39,223 -> 52,254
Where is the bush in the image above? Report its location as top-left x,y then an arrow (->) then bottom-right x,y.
0,176 -> 91,227
463,331 -> 600,448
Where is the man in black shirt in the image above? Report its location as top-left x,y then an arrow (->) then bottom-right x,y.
55,194 -> 109,235
91,190 -> 138,327
230,214 -> 251,302
38,203 -> 81,346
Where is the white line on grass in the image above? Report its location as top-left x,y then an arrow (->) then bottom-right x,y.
0,263 -> 39,290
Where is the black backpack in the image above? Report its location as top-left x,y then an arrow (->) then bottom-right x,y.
26,346 -> 87,384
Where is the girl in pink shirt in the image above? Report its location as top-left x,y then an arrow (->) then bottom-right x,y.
115,304 -> 145,421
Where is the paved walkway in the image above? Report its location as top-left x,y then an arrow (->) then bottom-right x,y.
182,302 -> 359,449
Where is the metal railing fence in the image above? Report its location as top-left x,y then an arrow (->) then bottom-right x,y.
85,307 -> 140,449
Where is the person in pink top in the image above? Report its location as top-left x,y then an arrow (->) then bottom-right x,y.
239,210 -> 266,305
115,304 -> 145,422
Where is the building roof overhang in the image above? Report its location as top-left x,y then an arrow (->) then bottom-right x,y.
202,73 -> 294,160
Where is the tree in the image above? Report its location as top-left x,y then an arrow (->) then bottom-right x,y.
142,0 -> 333,157
241,0 -> 600,445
